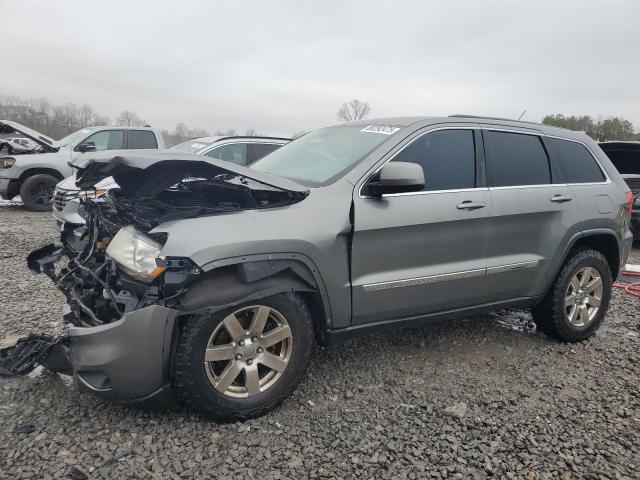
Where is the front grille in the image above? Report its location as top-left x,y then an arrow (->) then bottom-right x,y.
53,190 -> 66,211
53,189 -> 78,211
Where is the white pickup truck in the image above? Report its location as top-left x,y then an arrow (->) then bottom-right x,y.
0,121 -> 164,211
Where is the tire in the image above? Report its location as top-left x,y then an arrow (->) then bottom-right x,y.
19,174 -> 57,212
532,248 -> 612,342
173,292 -> 314,421
5,145 -> 13,155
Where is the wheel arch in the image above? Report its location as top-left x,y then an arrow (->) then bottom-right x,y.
557,229 -> 621,281
19,167 -> 65,183
175,255 -> 333,344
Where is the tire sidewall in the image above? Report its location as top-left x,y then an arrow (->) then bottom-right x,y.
175,293 -> 313,417
20,174 -> 57,212
554,251 -> 612,338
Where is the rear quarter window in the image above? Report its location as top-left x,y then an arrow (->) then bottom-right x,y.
547,137 -> 605,183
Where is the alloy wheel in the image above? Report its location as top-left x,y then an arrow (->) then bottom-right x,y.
204,305 -> 293,398
565,266 -> 603,327
31,181 -> 54,205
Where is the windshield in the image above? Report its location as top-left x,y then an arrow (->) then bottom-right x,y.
251,125 -> 395,185
58,128 -> 93,147
170,138 -> 214,153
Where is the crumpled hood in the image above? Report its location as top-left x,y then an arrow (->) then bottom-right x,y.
0,120 -> 60,152
71,151 -> 308,198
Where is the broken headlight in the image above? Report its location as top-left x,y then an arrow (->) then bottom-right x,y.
2,157 -> 16,168
105,225 -> 166,283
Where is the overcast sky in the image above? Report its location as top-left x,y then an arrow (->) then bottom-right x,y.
1,0 -> 639,136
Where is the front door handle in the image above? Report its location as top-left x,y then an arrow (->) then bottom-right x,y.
456,200 -> 486,210
550,194 -> 573,203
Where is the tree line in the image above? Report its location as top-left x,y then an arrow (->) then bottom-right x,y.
1,94 -> 637,144
0,95 -> 269,146
542,114 -> 638,142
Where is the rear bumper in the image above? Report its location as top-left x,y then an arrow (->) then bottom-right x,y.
68,304 -> 178,403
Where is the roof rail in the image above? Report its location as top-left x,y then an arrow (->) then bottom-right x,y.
448,114 -> 545,127
216,135 -> 291,142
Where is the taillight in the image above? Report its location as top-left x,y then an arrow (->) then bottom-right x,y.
625,191 -> 633,215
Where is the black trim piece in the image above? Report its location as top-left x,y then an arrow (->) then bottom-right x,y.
474,129 -> 486,188
325,296 -> 542,346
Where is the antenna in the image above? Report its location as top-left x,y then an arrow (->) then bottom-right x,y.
518,110 -> 527,121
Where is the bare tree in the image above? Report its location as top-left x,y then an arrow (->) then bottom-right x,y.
174,122 -> 188,138
214,129 -> 237,136
245,128 -> 259,136
116,110 -> 145,127
78,104 -> 95,126
336,99 -> 371,121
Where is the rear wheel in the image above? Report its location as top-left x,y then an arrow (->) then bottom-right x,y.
532,248 -> 612,342
173,293 -> 314,421
19,174 -> 57,212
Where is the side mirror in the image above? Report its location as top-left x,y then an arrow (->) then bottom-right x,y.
367,161 -> 425,196
76,142 -> 96,153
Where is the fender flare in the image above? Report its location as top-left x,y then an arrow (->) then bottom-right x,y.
177,253 -> 332,323
549,228 -> 621,284
177,269 -> 314,315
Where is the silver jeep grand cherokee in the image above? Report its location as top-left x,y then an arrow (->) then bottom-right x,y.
9,115 -> 633,421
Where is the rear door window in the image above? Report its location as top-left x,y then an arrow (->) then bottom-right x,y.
485,131 -> 550,187
128,130 -> 158,149
248,143 -> 282,164
391,129 -> 476,191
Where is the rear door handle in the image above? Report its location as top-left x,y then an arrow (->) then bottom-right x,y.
456,201 -> 486,210
550,194 -> 573,203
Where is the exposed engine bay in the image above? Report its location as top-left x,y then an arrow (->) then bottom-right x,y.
1,153 -> 309,378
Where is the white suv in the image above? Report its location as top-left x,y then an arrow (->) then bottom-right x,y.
0,120 -> 164,211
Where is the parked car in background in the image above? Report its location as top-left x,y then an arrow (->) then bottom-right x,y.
170,136 -> 220,153
19,116 -> 632,421
0,136 -> 41,154
599,141 -> 640,238
171,135 -> 290,166
0,120 -> 164,211
52,136 -> 289,225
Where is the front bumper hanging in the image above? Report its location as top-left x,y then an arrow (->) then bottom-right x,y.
4,242 -> 181,406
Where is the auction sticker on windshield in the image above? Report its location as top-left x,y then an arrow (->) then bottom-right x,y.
361,125 -> 400,135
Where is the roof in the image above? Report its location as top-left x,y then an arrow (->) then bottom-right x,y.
337,115 -> 590,140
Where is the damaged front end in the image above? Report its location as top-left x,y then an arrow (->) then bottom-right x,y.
2,152 -> 308,405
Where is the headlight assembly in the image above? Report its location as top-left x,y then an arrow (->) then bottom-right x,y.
2,157 -> 16,168
105,225 -> 166,283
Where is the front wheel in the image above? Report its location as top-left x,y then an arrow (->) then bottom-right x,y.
173,293 -> 314,421
19,174 -> 57,212
532,248 -> 612,342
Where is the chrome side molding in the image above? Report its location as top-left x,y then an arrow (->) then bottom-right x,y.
363,260 -> 539,292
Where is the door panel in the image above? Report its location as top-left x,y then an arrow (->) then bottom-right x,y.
483,185 -> 581,300
481,128 -> 583,301
351,189 -> 490,324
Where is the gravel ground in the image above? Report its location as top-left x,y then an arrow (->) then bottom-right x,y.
0,205 -> 638,480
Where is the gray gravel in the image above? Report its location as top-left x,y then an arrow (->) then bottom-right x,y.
0,205 -> 639,479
